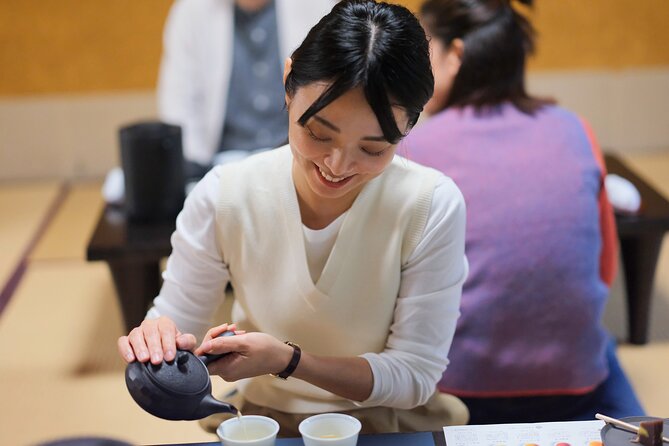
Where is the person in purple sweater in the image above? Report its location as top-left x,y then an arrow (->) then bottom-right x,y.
403,0 -> 645,424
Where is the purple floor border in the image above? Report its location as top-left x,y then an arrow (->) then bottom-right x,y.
0,182 -> 69,316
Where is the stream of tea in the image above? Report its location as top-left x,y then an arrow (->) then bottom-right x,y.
236,411 -> 249,439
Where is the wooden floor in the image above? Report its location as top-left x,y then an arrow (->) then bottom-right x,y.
0,151 -> 668,445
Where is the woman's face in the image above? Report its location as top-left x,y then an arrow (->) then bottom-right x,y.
287,83 -> 409,211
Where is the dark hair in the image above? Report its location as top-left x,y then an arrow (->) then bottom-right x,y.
421,0 -> 552,114
285,0 -> 433,144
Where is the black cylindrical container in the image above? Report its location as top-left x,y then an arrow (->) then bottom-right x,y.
120,121 -> 185,222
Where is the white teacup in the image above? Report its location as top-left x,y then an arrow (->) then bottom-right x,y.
298,413 -> 362,446
217,415 -> 280,446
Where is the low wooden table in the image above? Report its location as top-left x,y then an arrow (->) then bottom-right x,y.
87,154 -> 669,343
87,206 -> 174,331
605,154 -> 669,344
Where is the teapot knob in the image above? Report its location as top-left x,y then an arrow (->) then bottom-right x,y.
176,351 -> 189,365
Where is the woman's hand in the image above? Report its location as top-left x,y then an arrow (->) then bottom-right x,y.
195,324 -> 293,382
195,324 -> 373,402
116,316 -> 197,365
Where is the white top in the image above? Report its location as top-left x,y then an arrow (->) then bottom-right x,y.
303,213 -> 346,282
148,151 -> 467,411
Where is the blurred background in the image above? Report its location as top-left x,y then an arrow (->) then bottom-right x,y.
2,0 -> 669,179
1,0 -> 668,445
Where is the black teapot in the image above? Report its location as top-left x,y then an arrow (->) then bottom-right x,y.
125,331 -> 238,420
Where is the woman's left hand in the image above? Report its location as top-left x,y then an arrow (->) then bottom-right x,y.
195,324 -> 294,381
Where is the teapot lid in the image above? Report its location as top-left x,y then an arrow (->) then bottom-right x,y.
144,350 -> 210,395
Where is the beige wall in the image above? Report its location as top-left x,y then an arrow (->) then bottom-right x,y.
2,0 -> 668,96
1,1 -> 668,180
528,0 -> 669,70
0,0 -> 171,96
402,0 -> 669,70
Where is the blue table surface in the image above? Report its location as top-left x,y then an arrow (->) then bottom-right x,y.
157,431 -> 438,446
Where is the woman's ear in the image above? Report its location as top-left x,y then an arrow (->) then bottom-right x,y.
424,37 -> 464,115
447,38 -> 464,76
282,57 -> 293,85
283,57 -> 293,106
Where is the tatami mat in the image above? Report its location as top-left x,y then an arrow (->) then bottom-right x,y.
618,342 -> 669,417
0,260 -> 234,445
31,181 -> 104,261
0,262 -> 124,375
0,181 -> 61,287
0,370 -> 231,446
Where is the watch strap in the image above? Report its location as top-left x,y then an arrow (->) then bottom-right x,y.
274,341 -> 301,380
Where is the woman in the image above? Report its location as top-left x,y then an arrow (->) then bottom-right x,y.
404,0 -> 645,424
117,0 -> 468,436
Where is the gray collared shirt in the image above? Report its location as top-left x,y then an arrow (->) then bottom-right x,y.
218,0 -> 288,153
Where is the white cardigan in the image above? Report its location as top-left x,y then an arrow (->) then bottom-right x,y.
148,147 -> 468,412
157,0 -> 336,165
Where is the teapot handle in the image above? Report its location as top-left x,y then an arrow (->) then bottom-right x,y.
198,330 -> 235,366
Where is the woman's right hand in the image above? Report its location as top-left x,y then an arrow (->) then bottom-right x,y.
117,316 -> 197,365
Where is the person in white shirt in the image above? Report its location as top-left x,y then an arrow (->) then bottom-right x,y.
118,0 -> 468,436
158,0 -> 336,178
103,0 -> 336,203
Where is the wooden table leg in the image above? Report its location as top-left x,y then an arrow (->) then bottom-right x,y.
108,259 -> 162,332
619,232 -> 665,345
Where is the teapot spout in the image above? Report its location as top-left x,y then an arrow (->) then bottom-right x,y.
195,394 -> 239,419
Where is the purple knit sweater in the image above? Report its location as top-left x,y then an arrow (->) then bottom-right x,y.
403,103 -> 609,396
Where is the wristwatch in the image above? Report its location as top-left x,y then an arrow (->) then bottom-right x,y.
272,341 -> 301,380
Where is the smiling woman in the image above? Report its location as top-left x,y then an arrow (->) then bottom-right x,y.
117,0 -> 469,437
